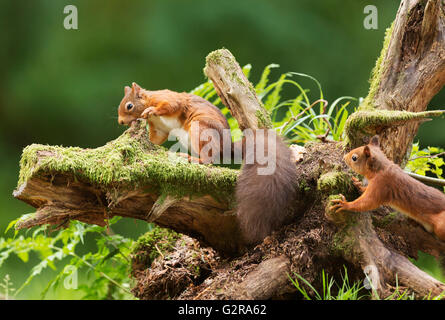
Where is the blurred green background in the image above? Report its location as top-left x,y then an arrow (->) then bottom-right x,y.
0,0 -> 443,299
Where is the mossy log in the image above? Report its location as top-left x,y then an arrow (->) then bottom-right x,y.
345,0 -> 445,165
12,0 -> 445,300
13,120 -> 244,254
344,109 -> 445,148
204,49 -> 272,130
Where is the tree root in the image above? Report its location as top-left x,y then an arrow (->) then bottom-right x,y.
329,209 -> 445,298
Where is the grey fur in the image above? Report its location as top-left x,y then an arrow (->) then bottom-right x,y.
236,130 -> 297,245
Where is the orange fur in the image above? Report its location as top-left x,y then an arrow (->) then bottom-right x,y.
118,82 -> 230,164
331,136 -> 445,241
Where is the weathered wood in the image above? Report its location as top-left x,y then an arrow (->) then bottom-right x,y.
346,0 -> 445,165
204,49 -> 272,130
332,210 -> 445,298
12,119 -> 244,254
238,256 -> 292,300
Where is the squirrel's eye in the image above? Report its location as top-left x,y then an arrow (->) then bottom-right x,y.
126,102 -> 134,111
352,154 -> 358,162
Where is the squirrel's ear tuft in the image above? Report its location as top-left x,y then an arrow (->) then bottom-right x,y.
364,145 -> 371,158
132,82 -> 141,93
124,86 -> 131,95
370,135 -> 379,147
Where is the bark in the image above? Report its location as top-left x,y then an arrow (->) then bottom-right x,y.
329,210 -> 445,298
237,256 -> 291,300
376,0 -> 445,165
12,0 -> 445,300
204,49 -> 272,130
13,122 -> 243,254
345,0 -> 445,166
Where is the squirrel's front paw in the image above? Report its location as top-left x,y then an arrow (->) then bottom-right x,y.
141,107 -> 158,118
329,194 -> 348,213
351,176 -> 362,188
351,177 -> 366,193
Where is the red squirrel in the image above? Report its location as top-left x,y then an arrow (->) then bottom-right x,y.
118,82 -> 297,245
330,135 -> 445,241
118,83 -> 230,164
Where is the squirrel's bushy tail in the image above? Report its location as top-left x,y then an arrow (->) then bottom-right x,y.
235,129 -> 297,245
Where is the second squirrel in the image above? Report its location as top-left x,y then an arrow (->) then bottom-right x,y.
330,136 -> 445,241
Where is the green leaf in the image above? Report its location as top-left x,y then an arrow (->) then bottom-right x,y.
5,219 -> 19,235
255,63 -> 279,95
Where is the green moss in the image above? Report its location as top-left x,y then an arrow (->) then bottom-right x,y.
131,226 -> 180,267
344,109 -> 445,147
331,226 -> 356,257
325,194 -> 346,225
298,179 -> 311,193
317,171 -> 352,196
255,109 -> 272,129
205,48 -> 270,128
362,22 -> 394,110
327,194 -> 342,202
204,49 -> 234,81
373,210 -> 399,228
328,199 -> 362,256
16,121 -> 239,201
232,71 -> 244,86
205,49 -> 224,67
